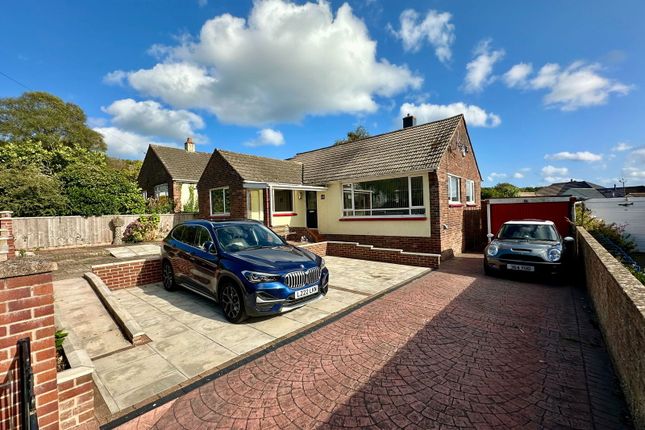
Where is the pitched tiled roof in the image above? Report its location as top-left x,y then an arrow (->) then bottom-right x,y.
150,145 -> 211,182
291,115 -> 463,184
217,149 -> 303,184
536,181 -> 603,197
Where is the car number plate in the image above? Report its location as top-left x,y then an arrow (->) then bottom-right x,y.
507,264 -> 535,272
295,285 -> 318,299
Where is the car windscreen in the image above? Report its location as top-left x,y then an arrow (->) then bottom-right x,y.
215,224 -> 285,252
497,224 -> 559,241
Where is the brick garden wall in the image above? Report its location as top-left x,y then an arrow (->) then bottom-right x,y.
92,257 -> 162,290
0,260 -> 59,430
299,241 -> 439,268
322,234 -> 434,254
57,372 -> 93,429
577,228 -> 645,428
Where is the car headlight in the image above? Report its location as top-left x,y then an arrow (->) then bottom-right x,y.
547,248 -> 561,262
486,243 -> 499,257
242,271 -> 281,284
320,258 -> 326,269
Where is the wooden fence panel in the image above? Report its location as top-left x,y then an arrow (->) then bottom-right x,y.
12,213 -> 195,250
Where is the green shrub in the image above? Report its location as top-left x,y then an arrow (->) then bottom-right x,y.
123,214 -> 160,243
0,166 -> 69,216
183,185 -> 198,213
55,330 -> 68,350
146,196 -> 174,214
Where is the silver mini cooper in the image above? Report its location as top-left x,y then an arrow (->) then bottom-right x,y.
484,220 -> 574,277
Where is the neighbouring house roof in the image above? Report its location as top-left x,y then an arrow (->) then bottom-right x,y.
217,149 -> 304,184
291,115 -> 464,184
598,185 -> 645,198
536,180 -> 604,197
149,145 -> 211,182
561,188 -> 605,200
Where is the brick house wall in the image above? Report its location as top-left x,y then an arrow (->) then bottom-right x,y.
138,149 -> 174,202
0,260 -> 59,430
433,119 -> 482,258
198,151 -> 247,220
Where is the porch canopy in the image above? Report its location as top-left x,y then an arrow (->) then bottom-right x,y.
242,181 -> 326,191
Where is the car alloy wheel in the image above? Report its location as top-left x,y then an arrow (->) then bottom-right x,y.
162,262 -> 176,291
221,283 -> 245,323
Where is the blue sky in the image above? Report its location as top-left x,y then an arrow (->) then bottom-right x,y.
2,0 -> 644,187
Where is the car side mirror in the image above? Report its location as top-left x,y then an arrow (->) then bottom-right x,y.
204,240 -> 217,254
563,236 -> 575,244
486,233 -> 494,242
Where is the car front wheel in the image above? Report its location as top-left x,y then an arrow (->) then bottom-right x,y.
162,261 -> 177,291
220,282 -> 247,323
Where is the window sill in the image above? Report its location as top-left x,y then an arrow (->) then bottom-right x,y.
448,203 -> 464,207
339,216 -> 427,221
273,212 -> 297,217
210,213 -> 230,217
466,202 -> 477,207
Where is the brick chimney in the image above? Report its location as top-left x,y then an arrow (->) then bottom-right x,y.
403,114 -> 416,129
0,211 -> 15,261
184,137 -> 195,153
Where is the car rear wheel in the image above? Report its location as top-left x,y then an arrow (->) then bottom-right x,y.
220,282 -> 247,323
162,261 -> 177,291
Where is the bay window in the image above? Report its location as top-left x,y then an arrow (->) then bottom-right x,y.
448,175 -> 461,204
210,187 -> 230,215
342,176 -> 425,217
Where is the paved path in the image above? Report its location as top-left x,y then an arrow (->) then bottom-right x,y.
54,278 -> 131,359
116,255 -> 631,429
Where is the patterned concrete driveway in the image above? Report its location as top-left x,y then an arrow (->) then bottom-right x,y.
114,254 -> 631,430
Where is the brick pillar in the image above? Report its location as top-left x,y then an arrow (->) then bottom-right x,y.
0,259 -> 59,429
171,182 -> 182,213
0,211 -> 15,261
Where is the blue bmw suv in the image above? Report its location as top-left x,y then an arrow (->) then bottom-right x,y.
161,219 -> 329,323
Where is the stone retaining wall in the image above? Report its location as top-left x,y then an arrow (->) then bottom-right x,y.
577,227 -> 645,428
91,257 -> 162,290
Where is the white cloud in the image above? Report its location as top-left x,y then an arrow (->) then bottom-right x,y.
621,147 -> 645,180
463,39 -> 505,93
105,0 -> 422,126
503,61 -> 631,110
400,102 -> 501,127
93,127 -> 176,159
197,0 -> 207,7
503,63 -> 532,88
612,142 -> 632,152
544,151 -> 602,162
389,9 -> 455,63
513,172 -> 525,179
103,70 -> 128,86
244,128 -> 285,147
486,172 -> 507,183
541,165 -> 569,183
102,99 -> 206,142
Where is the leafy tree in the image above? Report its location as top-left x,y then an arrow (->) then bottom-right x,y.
0,166 -> 68,216
58,164 -> 146,216
334,125 -> 370,145
481,182 -> 521,199
0,91 -> 106,151
107,157 -> 142,181
0,139 -> 106,175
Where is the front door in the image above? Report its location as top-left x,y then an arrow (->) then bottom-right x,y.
306,191 -> 318,228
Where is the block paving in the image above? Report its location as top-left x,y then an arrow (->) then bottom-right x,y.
117,255 -> 631,429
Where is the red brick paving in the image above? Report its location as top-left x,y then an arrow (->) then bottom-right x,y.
115,255 -> 631,429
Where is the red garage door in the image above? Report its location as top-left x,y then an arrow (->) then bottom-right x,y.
486,198 -> 575,237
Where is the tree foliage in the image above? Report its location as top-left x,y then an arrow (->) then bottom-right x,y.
58,164 -> 146,216
481,183 -> 521,199
0,166 -> 69,216
0,139 -> 105,175
334,125 -> 370,145
0,92 -> 106,151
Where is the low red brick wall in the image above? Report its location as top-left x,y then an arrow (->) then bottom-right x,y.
323,233 -> 437,254
299,241 -> 439,268
0,261 -> 59,430
57,371 -> 94,429
92,257 -> 161,290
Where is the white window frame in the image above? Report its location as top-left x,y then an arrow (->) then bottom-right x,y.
448,175 -> 461,204
341,175 -> 425,218
272,189 -> 295,214
209,187 -> 230,216
466,180 -> 475,204
154,183 -> 169,198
